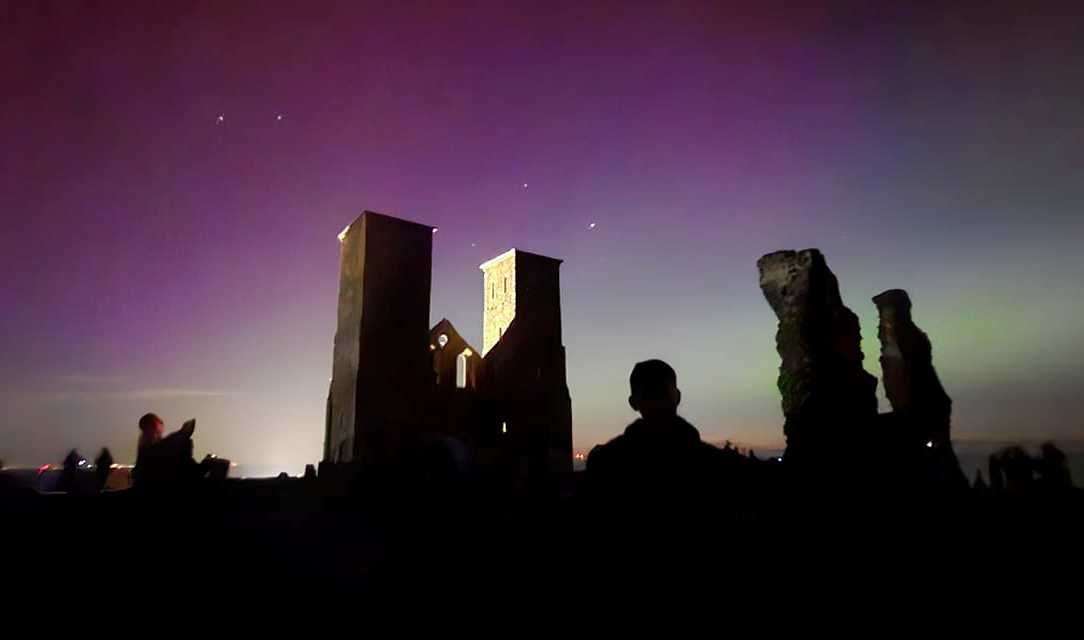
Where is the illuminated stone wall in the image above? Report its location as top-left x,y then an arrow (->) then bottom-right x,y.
480,249 -> 572,474
481,249 -> 517,356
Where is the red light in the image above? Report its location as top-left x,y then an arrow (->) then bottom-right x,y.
37,464 -> 50,475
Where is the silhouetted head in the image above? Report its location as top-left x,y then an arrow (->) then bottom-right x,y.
629,359 -> 681,421
138,413 -> 164,449
63,449 -> 82,470
1040,442 -> 1066,463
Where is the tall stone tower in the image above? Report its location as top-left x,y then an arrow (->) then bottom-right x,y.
324,211 -> 434,466
481,249 -> 517,356
479,249 -> 573,474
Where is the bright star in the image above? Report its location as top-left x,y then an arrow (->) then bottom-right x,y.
522,183 -> 528,189
216,114 -> 224,123
588,222 -> 597,230
276,114 -> 283,121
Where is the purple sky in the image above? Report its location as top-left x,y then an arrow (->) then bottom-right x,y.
3,2 -> 1083,471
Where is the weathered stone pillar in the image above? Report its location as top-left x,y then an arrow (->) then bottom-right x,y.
872,289 -> 951,444
757,249 -> 878,464
873,289 -> 967,490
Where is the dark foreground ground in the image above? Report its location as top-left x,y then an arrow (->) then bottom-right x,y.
5,474 -> 1084,610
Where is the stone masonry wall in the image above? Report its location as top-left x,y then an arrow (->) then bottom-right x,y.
482,251 -> 516,356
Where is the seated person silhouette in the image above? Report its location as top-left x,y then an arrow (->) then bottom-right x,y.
133,413 -> 203,491
586,360 -> 738,504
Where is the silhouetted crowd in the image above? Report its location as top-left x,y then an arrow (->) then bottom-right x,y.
0,360 -> 1075,503
982,442 -> 1074,494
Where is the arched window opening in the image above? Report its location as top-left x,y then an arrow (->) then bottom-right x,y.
456,352 -> 468,389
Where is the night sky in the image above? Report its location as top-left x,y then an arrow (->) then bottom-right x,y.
3,1 -> 1083,471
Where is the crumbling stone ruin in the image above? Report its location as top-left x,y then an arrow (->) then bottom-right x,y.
756,249 -> 879,466
324,211 -> 572,485
873,289 -> 967,489
758,249 -> 971,489
873,289 -> 951,445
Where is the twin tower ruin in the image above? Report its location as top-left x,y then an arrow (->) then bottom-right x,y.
321,211 -> 959,486
323,211 -> 573,476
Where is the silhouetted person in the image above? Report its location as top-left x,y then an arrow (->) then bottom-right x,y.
1036,442 -> 1072,490
61,449 -> 83,494
585,360 -> 747,506
94,448 -> 114,492
992,446 -> 1035,494
133,414 -> 201,492
134,412 -> 164,487
138,412 -> 165,450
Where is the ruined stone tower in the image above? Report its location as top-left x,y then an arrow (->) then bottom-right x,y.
479,249 -> 573,474
481,249 -> 518,356
324,211 -> 434,466
322,213 -> 573,479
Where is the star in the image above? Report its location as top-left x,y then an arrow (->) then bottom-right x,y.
522,183 -> 528,189
216,114 -> 224,123
471,242 -> 477,248
588,222 -> 597,230
276,114 -> 283,121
